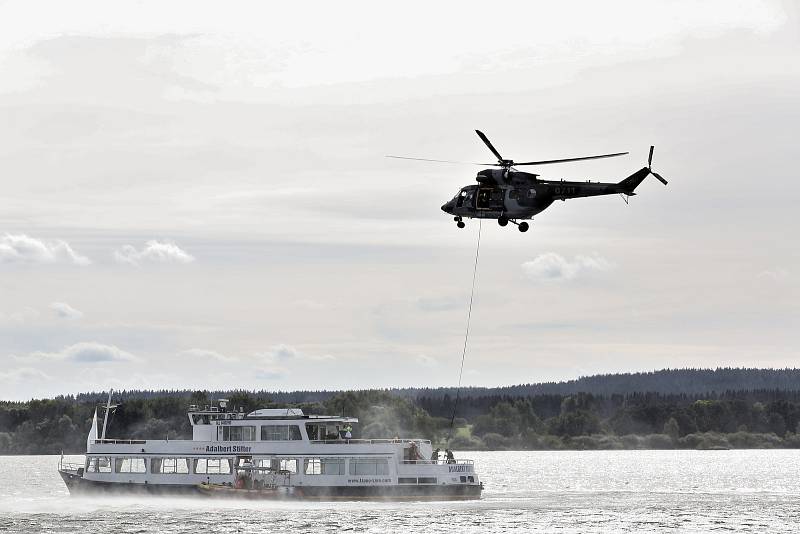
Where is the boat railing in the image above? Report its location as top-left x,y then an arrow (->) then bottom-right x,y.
403,459 -> 474,465
310,438 -> 432,445
59,461 -> 84,472
92,438 -> 147,445
58,456 -> 84,473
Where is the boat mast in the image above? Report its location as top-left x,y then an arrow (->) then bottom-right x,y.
101,389 -> 113,440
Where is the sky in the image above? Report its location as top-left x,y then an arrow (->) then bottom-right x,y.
0,0 -> 798,400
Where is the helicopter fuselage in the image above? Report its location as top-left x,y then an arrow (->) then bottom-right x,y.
441,169 -> 630,221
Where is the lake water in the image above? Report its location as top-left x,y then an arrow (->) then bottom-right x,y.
1,450 -> 798,533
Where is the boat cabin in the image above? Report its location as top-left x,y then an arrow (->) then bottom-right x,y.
187,404 -> 358,443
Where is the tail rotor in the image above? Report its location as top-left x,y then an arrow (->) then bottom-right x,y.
648,145 -> 668,185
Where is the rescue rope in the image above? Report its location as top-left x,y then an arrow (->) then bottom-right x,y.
447,219 -> 482,443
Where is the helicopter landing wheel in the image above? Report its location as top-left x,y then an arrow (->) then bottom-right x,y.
518,222 -> 529,232
457,221 -> 466,229
454,216 -> 462,222
498,216 -> 508,227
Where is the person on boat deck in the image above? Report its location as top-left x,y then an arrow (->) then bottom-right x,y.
430,448 -> 440,463
344,423 -> 353,443
408,441 -> 423,461
445,449 -> 455,464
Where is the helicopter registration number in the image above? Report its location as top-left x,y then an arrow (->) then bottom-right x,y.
553,186 -> 578,195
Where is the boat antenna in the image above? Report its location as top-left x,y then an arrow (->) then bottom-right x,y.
101,389 -> 113,440
446,220 -> 482,444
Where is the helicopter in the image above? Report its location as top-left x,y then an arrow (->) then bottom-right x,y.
389,130 -> 667,232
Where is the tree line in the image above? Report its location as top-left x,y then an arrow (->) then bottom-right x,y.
4,384 -> 800,454
65,367 -> 800,404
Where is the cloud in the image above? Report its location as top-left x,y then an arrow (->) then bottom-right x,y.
179,348 -> 235,362
0,367 -> 52,382
49,302 -> 84,320
0,234 -> 91,265
257,344 -> 335,365
258,343 -> 299,361
31,342 -> 136,363
113,240 -> 195,266
522,253 -> 612,282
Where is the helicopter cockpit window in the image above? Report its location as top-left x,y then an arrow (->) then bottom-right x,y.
457,188 -> 475,208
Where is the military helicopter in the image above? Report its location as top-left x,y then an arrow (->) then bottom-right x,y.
389,130 -> 667,232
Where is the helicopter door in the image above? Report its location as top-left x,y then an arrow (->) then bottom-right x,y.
476,188 -> 502,210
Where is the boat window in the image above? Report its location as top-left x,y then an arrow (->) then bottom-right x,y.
115,457 -> 146,474
255,458 -> 298,473
218,425 -> 256,441
348,458 -> 389,476
260,424 -> 302,441
322,458 -> 345,475
194,458 -> 233,474
305,424 -> 319,441
305,423 -> 339,441
86,456 -> 111,473
304,458 -> 322,475
280,458 -> 298,473
303,458 -> 344,475
151,458 -> 189,474
418,476 -> 437,484
306,424 -> 326,440
192,414 -> 211,425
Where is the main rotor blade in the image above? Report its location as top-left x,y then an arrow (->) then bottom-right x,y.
514,152 -> 629,166
475,130 -> 504,162
648,146 -> 654,167
385,155 -> 486,165
651,171 -> 668,185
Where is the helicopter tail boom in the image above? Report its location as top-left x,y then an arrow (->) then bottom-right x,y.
616,167 -> 652,194
616,146 -> 669,193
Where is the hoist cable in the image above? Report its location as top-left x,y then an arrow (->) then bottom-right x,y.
447,219 -> 482,443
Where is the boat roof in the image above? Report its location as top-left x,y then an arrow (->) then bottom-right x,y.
188,406 -> 358,422
248,408 -> 305,418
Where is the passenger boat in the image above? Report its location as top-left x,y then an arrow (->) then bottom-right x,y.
58,397 -> 482,500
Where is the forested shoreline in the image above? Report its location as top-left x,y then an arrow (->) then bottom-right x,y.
3,368 -> 800,454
